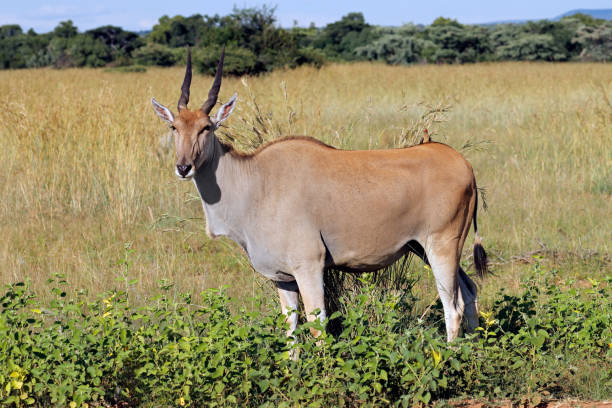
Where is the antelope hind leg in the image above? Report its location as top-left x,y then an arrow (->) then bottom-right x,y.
458,267 -> 479,333
427,245 -> 463,341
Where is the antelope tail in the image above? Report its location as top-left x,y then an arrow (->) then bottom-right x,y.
472,188 -> 489,278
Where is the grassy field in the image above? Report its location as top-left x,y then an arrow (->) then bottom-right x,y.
0,62 -> 610,306
0,62 -> 610,406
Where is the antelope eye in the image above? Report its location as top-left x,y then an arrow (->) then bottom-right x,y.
170,125 -> 176,131
198,125 -> 211,135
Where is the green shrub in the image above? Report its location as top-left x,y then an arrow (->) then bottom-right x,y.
356,34 -> 431,64
496,34 -> 569,61
1,266 -> 610,407
193,45 -> 258,76
289,47 -> 326,69
573,22 -> 612,62
133,43 -> 178,66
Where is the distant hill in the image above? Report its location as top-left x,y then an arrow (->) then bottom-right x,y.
480,8 -> 612,26
554,9 -> 612,21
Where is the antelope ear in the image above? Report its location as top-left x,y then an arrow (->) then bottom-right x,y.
151,98 -> 175,124
214,93 -> 237,128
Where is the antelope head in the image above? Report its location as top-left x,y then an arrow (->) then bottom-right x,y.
151,47 -> 237,180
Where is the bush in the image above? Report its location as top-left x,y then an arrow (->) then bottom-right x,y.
133,43 -> 178,66
1,266 -> 610,406
496,34 -> 569,61
193,45 -> 258,76
573,22 -> 612,61
288,47 -> 326,69
65,35 -> 113,67
356,34 -> 430,64
424,23 -> 491,63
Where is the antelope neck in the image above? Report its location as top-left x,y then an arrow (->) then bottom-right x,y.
192,134 -> 255,244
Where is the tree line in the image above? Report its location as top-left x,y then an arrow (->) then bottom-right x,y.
1,6 -> 610,74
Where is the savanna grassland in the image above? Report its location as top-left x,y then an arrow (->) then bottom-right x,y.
0,62 -> 609,302
0,63 -> 610,406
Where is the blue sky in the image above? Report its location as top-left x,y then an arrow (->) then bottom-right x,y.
1,0 -> 610,33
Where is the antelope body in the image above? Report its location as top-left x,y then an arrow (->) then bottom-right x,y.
152,49 -> 488,344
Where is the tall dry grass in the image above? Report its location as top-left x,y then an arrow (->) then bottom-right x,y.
0,62 -> 610,304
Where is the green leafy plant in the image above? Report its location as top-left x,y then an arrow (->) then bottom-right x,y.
1,265 -> 610,406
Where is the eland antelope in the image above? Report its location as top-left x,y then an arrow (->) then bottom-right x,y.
151,48 -> 488,343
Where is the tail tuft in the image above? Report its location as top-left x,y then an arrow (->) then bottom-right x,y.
473,234 -> 489,278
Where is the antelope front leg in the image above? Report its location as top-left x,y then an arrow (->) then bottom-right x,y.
276,280 -> 300,337
277,280 -> 300,360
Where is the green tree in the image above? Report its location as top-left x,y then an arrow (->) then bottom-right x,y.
146,7 -> 307,74
314,12 -> 378,60
521,20 -> 579,60
424,22 -> 491,63
133,43 -> 178,66
496,34 -> 567,61
561,12 -> 606,27
573,21 -> 612,61
193,45 -> 258,76
489,24 -> 522,57
431,17 -> 462,28
52,20 -> 78,39
86,25 -> 142,58
224,5 -> 300,71
66,35 -> 113,67
0,25 -> 51,68
149,14 -> 206,47
0,24 -> 23,40
490,19 -> 584,61
355,25 -> 431,64
288,23 -> 319,49
2,6 -> 607,71
225,5 -> 278,52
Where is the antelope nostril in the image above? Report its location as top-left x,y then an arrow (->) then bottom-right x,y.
176,164 -> 192,177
